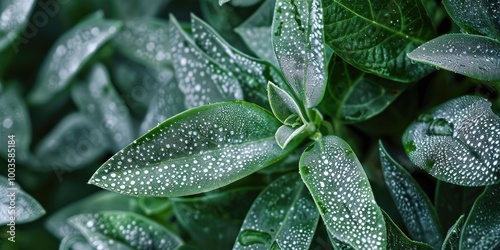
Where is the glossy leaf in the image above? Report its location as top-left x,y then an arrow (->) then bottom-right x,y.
172,187 -> 260,249
442,215 -> 465,250
382,210 -> 433,250
235,0 -> 279,66
34,113 -> 108,172
0,175 -> 45,224
408,34 -> 500,82
112,0 -> 171,19
322,0 -> 436,82
272,0 -> 327,108
69,211 -> 183,249
114,18 -> 171,68
234,173 -> 319,250
403,96 -> 500,186
169,15 -> 243,109
379,141 -> 444,248
268,81 -> 304,123
443,0 -> 500,40
460,184 -> 500,249
275,124 -> 308,149
89,101 -> 291,197
219,0 -> 262,7
28,11 -> 121,105
299,136 -> 386,249
72,63 -> 134,151
0,0 -> 35,51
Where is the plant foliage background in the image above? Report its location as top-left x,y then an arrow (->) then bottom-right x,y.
0,0 -> 499,249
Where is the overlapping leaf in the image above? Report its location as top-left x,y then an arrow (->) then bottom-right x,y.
0,0 -> 35,52
442,215 -> 465,250
443,0 -> 500,40
382,210 -> 433,250
0,175 -> 45,224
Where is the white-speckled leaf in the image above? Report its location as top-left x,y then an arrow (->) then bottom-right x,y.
382,210 -> 433,250
172,187 -> 261,250
0,86 -> 31,162
460,184 -> 500,249
234,173 -> 319,250
272,0 -> 326,108
89,101 -> 291,197
235,0 -> 279,67
69,211 -> 183,250
34,113 -> 108,172
402,96 -> 500,186
219,0 -> 262,7
28,11 -> 121,105
112,0 -> 171,19
442,215 -> 465,250
379,141 -> 444,248
72,63 -> 134,151
275,124 -> 308,149
299,136 -> 386,249
443,0 -> 500,40
0,0 -> 35,51
0,175 -> 45,224
268,81 -> 304,123
408,34 -> 500,82
169,15 -> 243,109
191,15 -> 286,107
114,18 -> 171,68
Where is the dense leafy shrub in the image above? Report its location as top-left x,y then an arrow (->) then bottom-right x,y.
0,0 -> 499,249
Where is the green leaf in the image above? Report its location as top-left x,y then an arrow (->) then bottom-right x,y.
382,210 -> 433,250
171,187 -> 261,249
69,211 -> 183,249
379,141 -> 444,248
34,113 -> 108,172
402,95 -> 500,186
0,175 -> 45,224
112,0 -> 171,19
299,136 -> 386,249
275,124 -> 308,149
323,56 -> 406,123
0,86 -> 31,162
113,18 -> 171,68
322,0 -> 436,82
272,0 -> 327,108
28,11 -> 121,105
219,0 -> 262,7
268,81 -> 304,123
460,184 -> 500,249
235,0 -> 279,66
0,0 -> 35,52
72,63 -> 134,151
138,197 -> 171,216
45,191 -> 135,240
169,15 -> 243,109
89,101 -> 291,197
408,34 -> 500,82
234,173 -> 319,250
442,215 -> 465,250
443,0 -> 500,40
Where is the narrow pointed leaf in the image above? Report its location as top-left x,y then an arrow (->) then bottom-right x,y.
0,0 -> 35,51
172,187 -> 261,249
443,0 -> 500,40
379,141 -> 444,248
69,211 -> 183,249
268,81 -> 304,123
382,210 -> 433,250
275,124 -> 308,149
169,15 -> 243,109
460,184 -> 500,249
72,63 -> 134,151
89,101 -> 291,197
273,0 -> 326,108
322,0 -> 436,82
442,215 -> 465,250
219,0 -> 262,7
234,173 -> 319,250
408,34 -> 500,82
28,11 -> 121,105
299,136 -> 386,249
0,175 -> 45,224
402,96 -> 500,186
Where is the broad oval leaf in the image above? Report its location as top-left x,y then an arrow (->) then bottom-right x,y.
0,175 -> 45,224
402,96 -> 500,186
72,63 -> 134,151
272,0 -> 327,108
169,15 -> 243,109
172,187 -> 261,249
69,211 -> 183,250
442,215 -> 465,250
443,0 -> 500,40
460,184 -> 500,249
408,34 -> 500,82
379,141 -> 444,248
299,136 -> 386,249
233,173 -> 319,250
0,0 -> 35,51
89,101 -> 291,197
382,210 -> 433,250
28,11 -> 121,105
323,0 -> 436,82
